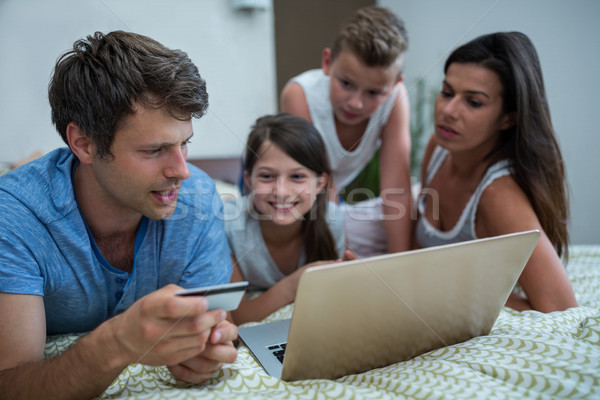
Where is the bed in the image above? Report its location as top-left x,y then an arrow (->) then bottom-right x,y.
45,244 -> 600,399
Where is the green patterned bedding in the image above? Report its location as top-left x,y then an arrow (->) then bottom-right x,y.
45,245 -> 600,399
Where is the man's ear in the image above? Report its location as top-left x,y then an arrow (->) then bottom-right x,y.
66,122 -> 95,164
321,48 -> 332,75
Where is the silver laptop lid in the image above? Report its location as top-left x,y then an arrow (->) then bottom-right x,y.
281,230 -> 540,381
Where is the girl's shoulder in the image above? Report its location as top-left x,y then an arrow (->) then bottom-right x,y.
223,196 -> 251,232
223,196 -> 245,214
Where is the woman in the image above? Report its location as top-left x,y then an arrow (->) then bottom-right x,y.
415,32 -> 577,312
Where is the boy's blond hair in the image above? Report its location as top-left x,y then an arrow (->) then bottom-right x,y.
331,6 -> 408,75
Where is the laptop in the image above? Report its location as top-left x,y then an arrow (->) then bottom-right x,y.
238,230 -> 540,381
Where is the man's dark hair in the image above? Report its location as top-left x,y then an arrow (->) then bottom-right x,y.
48,30 -> 208,159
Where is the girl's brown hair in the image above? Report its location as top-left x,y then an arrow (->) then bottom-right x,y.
245,113 -> 339,263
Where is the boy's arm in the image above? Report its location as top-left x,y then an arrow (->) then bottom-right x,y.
0,286 -> 234,399
411,134 -> 438,248
280,81 -> 313,123
379,82 -> 413,253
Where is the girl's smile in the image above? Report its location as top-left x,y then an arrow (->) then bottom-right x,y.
245,141 -> 327,226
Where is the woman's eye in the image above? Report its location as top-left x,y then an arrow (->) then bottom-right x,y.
440,90 -> 453,98
468,99 -> 483,108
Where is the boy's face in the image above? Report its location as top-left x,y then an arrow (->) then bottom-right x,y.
322,49 -> 401,127
87,104 -> 193,221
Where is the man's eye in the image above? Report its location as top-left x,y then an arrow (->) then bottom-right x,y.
146,149 -> 161,155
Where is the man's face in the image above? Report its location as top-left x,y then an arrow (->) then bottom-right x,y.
88,104 -> 193,221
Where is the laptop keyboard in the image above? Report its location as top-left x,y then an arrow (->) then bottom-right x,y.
267,342 -> 287,364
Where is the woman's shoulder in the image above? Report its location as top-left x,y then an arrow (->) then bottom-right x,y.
479,173 -> 522,202
476,174 -> 539,236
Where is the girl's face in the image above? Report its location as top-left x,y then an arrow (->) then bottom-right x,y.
245,141 -> 328,226
434,62 -> 515,156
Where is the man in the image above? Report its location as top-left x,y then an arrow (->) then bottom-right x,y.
0,31 -> 237,399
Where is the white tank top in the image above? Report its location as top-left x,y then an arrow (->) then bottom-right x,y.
415,146 -> 513,248
290,69 -> 398,190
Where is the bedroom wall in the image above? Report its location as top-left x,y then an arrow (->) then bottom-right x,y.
0,0 -> 276,163
1,0 -> 597,244
379,0 -> 599,244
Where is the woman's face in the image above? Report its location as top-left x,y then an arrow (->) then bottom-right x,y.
434,62 -> 514,156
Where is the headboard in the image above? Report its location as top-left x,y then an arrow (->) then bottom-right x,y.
188,157 -> 241,185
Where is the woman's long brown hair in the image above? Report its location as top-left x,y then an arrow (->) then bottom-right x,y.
445,32 -> 569,259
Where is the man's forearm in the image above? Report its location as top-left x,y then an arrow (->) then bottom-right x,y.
0,326 -> 126,400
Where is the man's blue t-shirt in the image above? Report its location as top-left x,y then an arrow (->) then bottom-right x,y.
0,148 -> 232,335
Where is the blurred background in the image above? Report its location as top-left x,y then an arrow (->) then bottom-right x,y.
1,0 -> 597,244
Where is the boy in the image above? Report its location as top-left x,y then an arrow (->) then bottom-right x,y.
280,6 -> 412,256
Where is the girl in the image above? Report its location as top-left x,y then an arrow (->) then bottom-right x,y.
415,32 -> 577,312
225,113 -> 352,324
